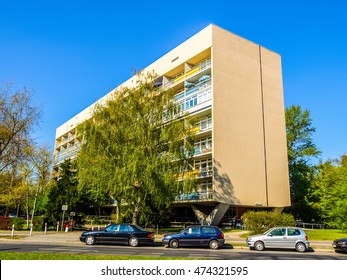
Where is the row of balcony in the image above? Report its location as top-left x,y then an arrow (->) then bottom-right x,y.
164,58 -> 211,90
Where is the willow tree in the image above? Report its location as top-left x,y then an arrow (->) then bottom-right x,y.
77,71 -> 196,225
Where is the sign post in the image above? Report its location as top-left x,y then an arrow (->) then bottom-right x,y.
61,205 -> 68,231
70,212 -> 75,231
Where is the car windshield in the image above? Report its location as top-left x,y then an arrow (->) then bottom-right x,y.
262,228 -> 274,235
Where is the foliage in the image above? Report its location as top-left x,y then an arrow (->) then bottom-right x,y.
11,217 -> 25,230
285,105 -> 320,221
77,71 -> 196,225
242,211 -> 295,235
44,159 -> 93,226
31,216 -> 46,231
0,84 -> 41,172
311,155 -> 347,230
0,216 -> 12,230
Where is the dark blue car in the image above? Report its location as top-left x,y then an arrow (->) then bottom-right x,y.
162,225 -> 225,249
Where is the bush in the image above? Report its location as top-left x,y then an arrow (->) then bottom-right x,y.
0,216 -> 12,230
31,216 -> 46,231
242,211 -> 295,235
11,217 -> 25,230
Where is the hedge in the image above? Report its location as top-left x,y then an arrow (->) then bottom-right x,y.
242,211 -> 295,235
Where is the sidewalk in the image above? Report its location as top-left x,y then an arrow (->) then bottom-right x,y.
0,230 -> 334,251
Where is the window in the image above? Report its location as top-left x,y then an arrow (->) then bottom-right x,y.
195,158 -> 213,176
107,224 -> 119,231
197,115 -> 212,131
188,226 -> 200,234
288,229 -> 301,236
201,226 -> 215,234
119,224 -> 131,232
270,228 -> 286,236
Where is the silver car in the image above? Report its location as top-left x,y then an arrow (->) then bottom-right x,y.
246,227 -> 309,252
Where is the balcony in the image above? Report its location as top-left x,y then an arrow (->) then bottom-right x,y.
194,147 -> 212,156
178,85 -> 212,112
53,144 -> 81,166
175,191 -> 213,201
164,58 -> 211,90
175,169 -> 212,180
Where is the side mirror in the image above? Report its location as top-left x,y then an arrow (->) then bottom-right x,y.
268,233 -> 272,237
183,232 -> 188,235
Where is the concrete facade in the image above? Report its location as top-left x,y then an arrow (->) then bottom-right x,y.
53,24 -> 290,225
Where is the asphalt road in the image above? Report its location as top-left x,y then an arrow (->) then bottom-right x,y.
1,242 -> 347,260
1,231 -> 347,260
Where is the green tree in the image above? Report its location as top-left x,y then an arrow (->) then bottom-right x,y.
285,105 -> 320,221
312,155 -> 347,230
45,159 -> 89,225
77,71 -> 196,225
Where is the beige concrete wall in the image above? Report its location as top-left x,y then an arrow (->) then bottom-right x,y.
260,47 -> 291,206
211,25 -> 290,207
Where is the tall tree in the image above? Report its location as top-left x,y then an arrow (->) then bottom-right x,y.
45,159 -> 85,225
77,71 -> 196,225
0,84 -> 41,172
285,105 -> 320,221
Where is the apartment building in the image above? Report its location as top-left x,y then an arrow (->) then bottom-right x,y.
52,24 -> 290,226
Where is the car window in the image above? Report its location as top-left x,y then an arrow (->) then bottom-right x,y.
288,229 -> 301,236
270,228 -> 286,236
119,224 -> 131,232
201,226 -> 215,234
186,226 -> 200,234
107,224 -> 119,231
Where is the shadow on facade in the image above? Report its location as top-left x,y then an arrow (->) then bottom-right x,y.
213,159 -> 239,205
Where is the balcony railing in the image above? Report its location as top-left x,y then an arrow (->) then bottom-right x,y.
178,85 -> 212,112
53,145 -> 81,166
175,169 -> 213,180
194,147 -> 212,155
175,191 -> 213,201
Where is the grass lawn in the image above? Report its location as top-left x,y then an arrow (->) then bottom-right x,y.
304,229 -> 347,240
0,252 -> 196,260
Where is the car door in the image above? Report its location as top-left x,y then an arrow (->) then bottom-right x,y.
115,224 -> 132,244
99,224 -> 119,243
263,228 -> 287,248
200,226 -> 217,246
179,226 -> 201,246
286,228 -> 302,249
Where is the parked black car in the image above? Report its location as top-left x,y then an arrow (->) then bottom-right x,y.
162,225 -> 225,249
80,223 -> 154,246
332,237 -> 347,253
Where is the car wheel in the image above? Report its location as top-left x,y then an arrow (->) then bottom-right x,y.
295,242 -> 307,252
129,237 -> 139,247
85,235 -> 95,245
209,240 -> 220,250
254,241 -> 265,251
169,239 -> 179,248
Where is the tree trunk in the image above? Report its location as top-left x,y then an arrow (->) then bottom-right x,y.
131,203 -> 141,225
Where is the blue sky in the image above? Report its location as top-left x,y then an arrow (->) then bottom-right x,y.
1,0 -> 346,162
